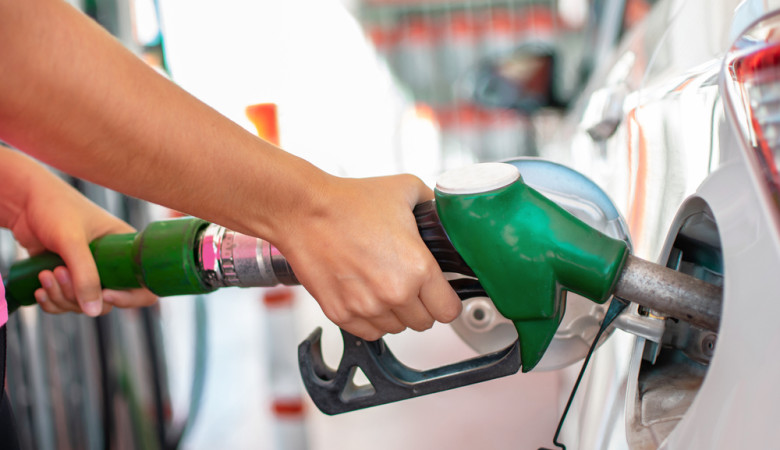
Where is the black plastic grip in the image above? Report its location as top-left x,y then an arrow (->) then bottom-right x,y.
298,278 -> 518,415
413,200 -> 476,277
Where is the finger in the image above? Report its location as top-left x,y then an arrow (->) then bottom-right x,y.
38,270 -> 80,313
419,271 -> 462,324
53,266 -> 76,301
34,288 -> 68,314
392,300 -> 435,332
99,302 -> 114,315
103,289 -> 158,308
321,300 -> 397,340
58,243 -> 103,317
343,288 -> 406,336
367,310 -> 406,336
339,317 -> 387,342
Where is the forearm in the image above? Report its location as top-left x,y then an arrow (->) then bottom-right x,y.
0,0 -> 328,242
0,0 -> 463,338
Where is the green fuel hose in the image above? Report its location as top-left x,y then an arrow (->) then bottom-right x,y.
3,217 -> 296,313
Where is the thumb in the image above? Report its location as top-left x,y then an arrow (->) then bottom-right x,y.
58,240 -> 103,317
390,174 -> 434,207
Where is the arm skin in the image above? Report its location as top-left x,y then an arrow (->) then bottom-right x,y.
0,0 -> 461,338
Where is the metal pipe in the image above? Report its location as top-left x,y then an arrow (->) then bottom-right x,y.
197,223 -> 298,289
613,255 -> 723,332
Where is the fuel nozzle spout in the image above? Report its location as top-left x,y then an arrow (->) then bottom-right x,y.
613,254 -> 722,332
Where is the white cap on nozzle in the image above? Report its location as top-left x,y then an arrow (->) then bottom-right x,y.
435,163 -> 520,195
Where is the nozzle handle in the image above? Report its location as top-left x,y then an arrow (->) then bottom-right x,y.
413,200 -> 474,277
298,278 -> 518,415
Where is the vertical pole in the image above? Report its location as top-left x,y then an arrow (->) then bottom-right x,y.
262,288 -> 309,450
247,103 -> 309,450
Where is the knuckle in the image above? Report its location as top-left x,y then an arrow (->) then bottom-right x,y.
38,302 -> 58,314
348,299 -> 384,319
322,305 -> 351,326
46,291 -> 64,305
379,283 -> 411,308
388,325 -> 406,335
52,265 -> 69,279
382,293 -> 408,309
57,302 -> 79,314
410,319 -> 435,332
408,258 -> 432,278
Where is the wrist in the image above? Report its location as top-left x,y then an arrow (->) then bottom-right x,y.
223,148 -> 336,247
0,146 -> 38,229
265,158 -> 336,246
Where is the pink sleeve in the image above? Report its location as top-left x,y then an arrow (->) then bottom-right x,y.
0,273 -> 7,327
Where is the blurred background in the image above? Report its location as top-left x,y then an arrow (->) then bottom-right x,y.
0,0 -> 654,448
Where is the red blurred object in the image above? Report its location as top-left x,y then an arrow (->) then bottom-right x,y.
396,14 -> 442,102
515,5 -> 556,33
405,16 -> 440,44
448,10 -> 482,38
246,103 -> 280,146
271,397 -> 305,418
263,287 -> 295,308
437,11 -> 479,101
366,24 -> 399,49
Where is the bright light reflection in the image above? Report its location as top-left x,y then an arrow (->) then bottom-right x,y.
158,0 -> 438,179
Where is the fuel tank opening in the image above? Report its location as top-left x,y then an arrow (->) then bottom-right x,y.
626,198 -> 723,449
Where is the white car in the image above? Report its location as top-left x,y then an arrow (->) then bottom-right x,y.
520,0 -> 780,448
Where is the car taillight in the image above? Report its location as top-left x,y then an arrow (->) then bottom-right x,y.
724,13 -> 780,212
729,42 -> 780,204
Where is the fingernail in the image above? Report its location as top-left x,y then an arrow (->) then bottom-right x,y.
54,269 -> 70,286
35,289 -> 48,304
83,300 -> 102,317
40,276 -> 53,290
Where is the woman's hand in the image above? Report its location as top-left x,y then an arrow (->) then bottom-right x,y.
1,148 -> 156,316
272,173 -> 462,341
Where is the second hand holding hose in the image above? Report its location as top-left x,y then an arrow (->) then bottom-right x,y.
4,217 -> 298,313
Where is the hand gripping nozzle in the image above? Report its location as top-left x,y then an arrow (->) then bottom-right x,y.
297,201 -> 523,415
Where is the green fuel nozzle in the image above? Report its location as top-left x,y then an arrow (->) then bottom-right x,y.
433,162 -> 722,371
4,217 -> 298,313
434,163 -> 629,371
